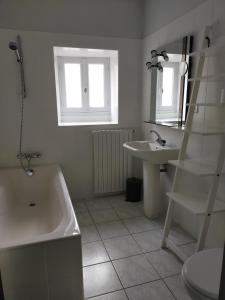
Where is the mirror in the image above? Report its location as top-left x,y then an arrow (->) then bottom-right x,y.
148,36 -> 193,128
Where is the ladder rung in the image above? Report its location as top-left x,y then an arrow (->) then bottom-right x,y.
167,192 -> 225,215
164,239 -> 188,262
188,73 -> 225,82
185,127 -> 225,136
169,159 -> 224,176
189,35 -> 225,58
187,102 -> 225,107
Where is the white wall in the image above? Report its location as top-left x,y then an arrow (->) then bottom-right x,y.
142,0 -> 225,247
0,0 -> 144,39
1,0 -> 225,247
0,29 -> 142,200
143,0 -> 208,37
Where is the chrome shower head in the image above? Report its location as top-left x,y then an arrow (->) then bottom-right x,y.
9,41 -> 22,63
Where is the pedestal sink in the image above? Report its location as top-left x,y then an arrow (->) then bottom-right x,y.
123,141 -> 179,218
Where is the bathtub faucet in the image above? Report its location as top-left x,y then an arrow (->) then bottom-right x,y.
17,152 -> 42,176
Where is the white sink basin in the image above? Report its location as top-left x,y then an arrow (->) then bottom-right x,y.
123,141 -> 179,164
123,140 -> 179,218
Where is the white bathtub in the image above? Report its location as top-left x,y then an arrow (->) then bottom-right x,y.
0,165 -> 83,300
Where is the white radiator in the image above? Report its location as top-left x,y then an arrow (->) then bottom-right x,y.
93,129 -> 133,194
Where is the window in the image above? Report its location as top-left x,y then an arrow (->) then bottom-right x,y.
54,47 -> 118,126
156,61 -> 181,121
58,57 -> 110,114
161,67 -> 174,107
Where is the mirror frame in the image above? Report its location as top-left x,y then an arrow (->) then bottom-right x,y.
147,35 -> 194,129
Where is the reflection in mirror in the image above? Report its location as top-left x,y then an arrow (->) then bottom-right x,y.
147,36 -> 193,128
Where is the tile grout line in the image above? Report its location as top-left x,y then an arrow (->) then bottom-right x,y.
81,223 -> 195,247
81,197 -> 194,252
82,222 -> 163,243
81,198 -> 166,241
83,251 -> 182,279
81,200 -> 195,258
162,277 -> 179,300
91,211 -> 130,300
85,197 -> 144,222
80,197 -> 194,299
82,200 -> 171,299
85,198 -> 157,299
85,289 -> 127,300
122,278 -> 179,297
80,199 -> 195,245
80,198 -> 195,238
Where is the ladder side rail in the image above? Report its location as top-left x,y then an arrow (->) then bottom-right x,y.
161,27 -> 210,250
161,181 -> 177,247
161,55 -> 206,247
179,53 -> 207,160
179,26 -> 211,159
197,130 -> 225,250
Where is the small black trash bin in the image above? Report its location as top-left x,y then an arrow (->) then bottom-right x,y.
126,177 -> 142,202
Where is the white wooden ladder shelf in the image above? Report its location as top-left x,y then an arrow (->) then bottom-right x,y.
161,26 -> 225,262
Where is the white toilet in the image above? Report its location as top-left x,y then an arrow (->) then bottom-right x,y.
182,248 -> 223,300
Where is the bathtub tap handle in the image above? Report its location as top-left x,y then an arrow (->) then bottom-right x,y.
30,152 -> 42,159
17,152 -> 26,159
17,152 -> 42,160
16,152 -> 42,176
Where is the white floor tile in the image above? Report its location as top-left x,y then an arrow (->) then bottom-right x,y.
113,254 -> 160,288
152,215 -> 166,228
83,262 -> 122,298
125,280 -> 175,300
82,241 -> 109,266
97,221 -> 129,239
74,200 -> 87,213
90,209 -> 119,223
81,225 -> 101,244
115,205 -> 144,219
87,290 -> 127,300
77,212 -> 94,226
123,217 -> 160,234
104,235 -> 142,260
164,275 -> 195,300
80,201 -> 195,300
86,199 -> 112,211
133,229 -> 163,252
146,249 -> 182,278
109,196 -> 128,208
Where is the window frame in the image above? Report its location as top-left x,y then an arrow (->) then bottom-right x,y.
57,56 -> 111,118
156,61 -> 181,120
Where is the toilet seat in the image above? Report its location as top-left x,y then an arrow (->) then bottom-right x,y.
182,248 -> 223,299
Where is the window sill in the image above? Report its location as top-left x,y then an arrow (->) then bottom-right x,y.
58,121 -> 118,126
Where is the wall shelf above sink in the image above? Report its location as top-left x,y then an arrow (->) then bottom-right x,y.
144,120 -> 186,131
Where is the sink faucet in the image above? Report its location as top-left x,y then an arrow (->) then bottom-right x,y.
150,130 -> 166,146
